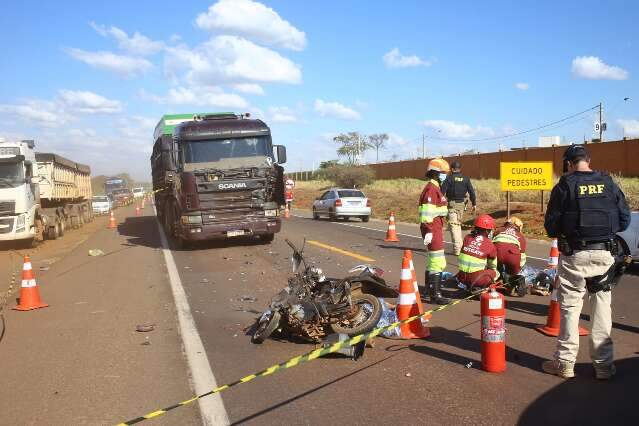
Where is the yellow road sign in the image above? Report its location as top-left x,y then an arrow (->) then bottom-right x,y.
500,161 -> 554,191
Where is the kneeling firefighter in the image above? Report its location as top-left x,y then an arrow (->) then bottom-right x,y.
493,216 -> 527,274
457,214 -> 499,291
418,158 -> 451,305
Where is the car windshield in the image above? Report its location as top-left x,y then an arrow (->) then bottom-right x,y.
337,190 -> 365,198
0,162 -> 25,188
93,196 -> 108,202
182,136 -> 270,163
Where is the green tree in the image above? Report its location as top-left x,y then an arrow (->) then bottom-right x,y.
368,133 -> 389,163
333,132 -> 370,165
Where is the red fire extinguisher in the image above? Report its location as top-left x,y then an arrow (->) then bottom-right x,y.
480,285 -> 506,373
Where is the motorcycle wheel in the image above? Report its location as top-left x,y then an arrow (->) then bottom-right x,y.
330,293 -> 382,336
251,311 -> 281,344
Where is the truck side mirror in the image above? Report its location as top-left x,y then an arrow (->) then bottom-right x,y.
165,171 -> 175,183
274,145 -> 287,164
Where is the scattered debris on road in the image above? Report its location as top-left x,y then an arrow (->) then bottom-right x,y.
135,324 -> 155,332
88,249 -> 105,256
239,295 -> 257,302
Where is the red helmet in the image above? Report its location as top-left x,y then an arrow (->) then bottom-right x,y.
474,214 -> 495,230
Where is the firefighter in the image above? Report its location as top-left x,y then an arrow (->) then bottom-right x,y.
441,161 -> 477,255
493,216 -> 527,275
284,176 -> 295,208
542,145 -> 630,380
457,214 -> 499,291
418,158 -> 451,305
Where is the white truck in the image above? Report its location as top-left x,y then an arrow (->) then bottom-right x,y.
0,138 -> 93,246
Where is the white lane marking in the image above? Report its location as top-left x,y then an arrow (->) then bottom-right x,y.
292,214 -> 547,262
154,206 -> 230,426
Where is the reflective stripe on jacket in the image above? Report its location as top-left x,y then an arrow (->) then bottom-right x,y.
418,180 -> 448,224
458,233 -> 499,276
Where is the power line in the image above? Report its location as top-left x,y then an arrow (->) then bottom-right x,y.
423,104 -> 600,143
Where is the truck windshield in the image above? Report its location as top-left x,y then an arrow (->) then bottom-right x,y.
182,137 -> 270,163
0,162 -> 25,188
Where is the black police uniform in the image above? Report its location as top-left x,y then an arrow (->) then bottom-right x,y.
441,172 -> 476,206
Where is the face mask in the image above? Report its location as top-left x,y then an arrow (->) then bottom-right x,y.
439,173 -> 448,182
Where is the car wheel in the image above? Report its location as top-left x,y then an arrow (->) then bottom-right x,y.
361,216 -> 370,222
329,209 -> 336,221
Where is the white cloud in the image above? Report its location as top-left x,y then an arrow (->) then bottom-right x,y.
165,36 -> 302,86
58,90 -> 122,114
314,99 -> 361,120
268,106 -> 298,123
0,99 -> 75,128
232,83 -> 265,95
142,86 -> 248,109
90,22 -> 164,56
571,56 -> 628,80
383,48 -> 432,68
195,0 -> 306,51
515,82 -> 529,90
422,119 -> 495,139
618,119 -> 639,137
65,48 -> 153,77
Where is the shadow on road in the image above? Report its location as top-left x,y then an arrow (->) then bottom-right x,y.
517,356 -> 639,425
407,326 -> 547,372
230,354 -> 397,425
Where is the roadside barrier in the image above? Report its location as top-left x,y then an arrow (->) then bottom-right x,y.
13,255 -> 48,311
115,282 -> 494,425
384,212 -> 399,242
397,250 -> 429,338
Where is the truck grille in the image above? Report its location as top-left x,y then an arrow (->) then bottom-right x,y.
0,218 -> 14,234
0,201 -> 15,215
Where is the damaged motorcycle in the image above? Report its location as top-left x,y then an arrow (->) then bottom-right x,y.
252,239 -> 398,344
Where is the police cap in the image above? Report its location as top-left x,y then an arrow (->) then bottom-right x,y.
563,145 -> 590,162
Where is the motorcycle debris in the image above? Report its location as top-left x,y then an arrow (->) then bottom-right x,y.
88,249 -> 105,256
350,244 -> 363,248
405,372 -> 412,377
239,295 -> 257,302
465,362 -> 473,368
201,278 -> 210,283
135,324 -> 155,332
39,266 -> 50,271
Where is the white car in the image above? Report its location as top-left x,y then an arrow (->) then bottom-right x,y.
312,188 -> 371,222
92,195 -> 111,215
132,187 -> 145,199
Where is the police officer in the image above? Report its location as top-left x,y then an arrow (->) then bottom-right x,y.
441,161 -> 477,255
542,145 -> 630,380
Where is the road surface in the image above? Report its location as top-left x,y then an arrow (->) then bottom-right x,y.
1,205 -> 637,425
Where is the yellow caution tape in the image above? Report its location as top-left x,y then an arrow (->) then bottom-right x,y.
116,287 -> 491,425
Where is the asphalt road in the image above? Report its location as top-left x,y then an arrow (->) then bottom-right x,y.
158,210 -> 639,425
1,206 -> 637,425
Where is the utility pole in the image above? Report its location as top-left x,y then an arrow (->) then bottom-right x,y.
422,134 -> 425,158
599,102 -> 603,142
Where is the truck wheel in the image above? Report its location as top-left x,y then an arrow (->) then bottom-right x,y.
261,233 -> 275,244
47,224 -> 59,240
361,216 -> 370,222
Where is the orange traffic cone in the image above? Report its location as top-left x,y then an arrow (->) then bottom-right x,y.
141,198 -> 146,209
547,239 -> 559,269
135,205 -> 141,216
536,285 -> 588,337
13,256 -> 48,311
108,211 -> 117,229
284,203 -> 290,219
384,212 -> 400,242
397,250 -> 430,339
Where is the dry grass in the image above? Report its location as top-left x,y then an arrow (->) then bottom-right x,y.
292,177 -> 639,237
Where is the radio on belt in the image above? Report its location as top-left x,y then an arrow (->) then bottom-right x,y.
480,285 -> 506,373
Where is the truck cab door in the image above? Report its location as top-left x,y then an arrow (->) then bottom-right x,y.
25,162 -> 39,204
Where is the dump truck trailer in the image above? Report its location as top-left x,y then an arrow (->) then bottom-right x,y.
0,137 -> 93,246
151,112 -> 287,247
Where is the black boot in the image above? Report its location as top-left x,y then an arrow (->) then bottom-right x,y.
418,271 -> 430,299
429,273 -> 451,305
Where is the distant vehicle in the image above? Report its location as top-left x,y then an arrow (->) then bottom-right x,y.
616,211 -> 639,260
112,188 -> 133,206
104,177 -> 127,197
312,188 -> 371,222
92,195 -> 111,215
132,187 -> 145,199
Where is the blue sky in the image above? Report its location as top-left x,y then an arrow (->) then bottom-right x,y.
1,0 -> 637,180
